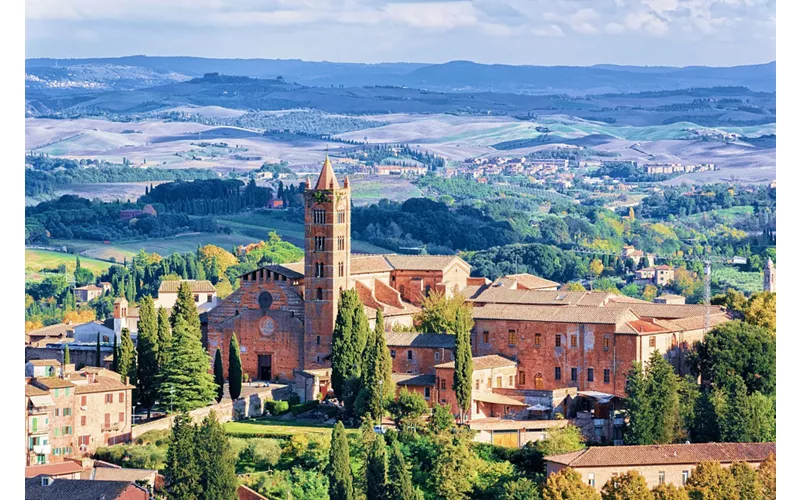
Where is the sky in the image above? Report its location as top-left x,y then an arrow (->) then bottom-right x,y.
25,0 -> 776,67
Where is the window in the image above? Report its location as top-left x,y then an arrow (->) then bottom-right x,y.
65,388 -> 70,397
313,210 -> 325,224
81,416 -> 86,426
487,377 -> 492,389
315,236 -> 325,251
496,376 -> 502,388
104,413 -> 110,427
519,372 -> 526,385
482,331 -> 489,343
509,375 -> 514,386
119,392 -> 124,403
81,396 -> 87,406
337,236 -> 346,250
338,262 -> 344,277
571,367 -> 578,381
407,350 -> 414,360
64,426 -> 72,435
105,394 -> 113,404
554,367 -> 562,380
54,448 -> 60,456
555,334 -> 562,347
316,288 -> 323,300
337,211 -> 346,224
603,336 -> 611,351
54,389 -> 60,398
63,407 -> 71,416
475,379 -> 481,390
316,336 -> 321,345
119,412 -> 125,423
315,262 -> 324,278
682,471 -> 689,485
649,336 -> 657,348
390,350 -> 396,358
508,329 -> 517,346
658,472 -> 665,485
535,333 -> 542,346
604,369 -> 610,384
424,387 -> 431,399
570,335 -> 578,348
54,427 -> 60,437
434,352 -> 441,361
588,473 -> 595,487
54,408 -> 60,417
440,378 -> 446,390
194,294 -> 199,303
587,368 -> 594,382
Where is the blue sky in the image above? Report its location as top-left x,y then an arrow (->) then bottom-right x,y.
25,0 -> 775,66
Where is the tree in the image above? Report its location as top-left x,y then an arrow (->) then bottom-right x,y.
542,467 -> 601,500
74,267 -> 94,287
643,285 -> 658,302
589,259 -> 605,278
137,296 -> 160,418
164,413 -> 200,500
195,411 -> 238,500
111,333 -> 118,371
729,462 -> 763,500
535,423 -> 586,456
366,434 -> 388,500
625,352 -> 682,445
601,470 -> 653,500
414,291 -> 473,335
757,454 -> 776,500
685,461 -> 739,500
565,282 -> 587,292
96,332 -> 102,367
332,290 -> 370,414
157,306 -> 172,367
387,438 -> 415,500
429,433 -> 478,500
356,309 -> 394,420
229,332 -> 243,400
118,327 -> 138,394
743,292 -> 775,334
63,345 -> 70,365
651,484 -> 690,500
453,306 -> 473,423
624,361 -> 654,445
388,387 -> 428,430
500,478 -> 542,500
213,349 -> 224,403
429,403 -> 455,432
170,282 -> 201,333
158,316 -> 216,412
328,421 -> 355,500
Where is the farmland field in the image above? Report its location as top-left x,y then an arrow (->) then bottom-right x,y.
224,417 -> 357,437
713,266 -> 764,295
25,249 -> 114,280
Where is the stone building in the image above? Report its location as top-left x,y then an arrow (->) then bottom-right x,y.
156,279 -> 218,312
74,284 -> 103,303
764,258 -> 776,292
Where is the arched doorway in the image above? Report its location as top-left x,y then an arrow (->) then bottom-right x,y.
534,373 -> 544,390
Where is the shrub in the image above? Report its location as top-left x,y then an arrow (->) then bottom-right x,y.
290,400 -> 320,416
264,400 -> 290,415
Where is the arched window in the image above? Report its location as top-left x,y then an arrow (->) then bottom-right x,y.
534,373 -> 544,390
316,288 -> 323,300
315,262 -> 324,278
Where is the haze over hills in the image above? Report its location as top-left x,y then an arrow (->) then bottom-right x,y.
25,56 -> 776,95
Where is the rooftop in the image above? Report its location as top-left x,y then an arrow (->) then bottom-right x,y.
436,354 -> 516,370
493,273 -> 560,290
24,477 -> 144,500
392,373 -> 436,386
472,303 -> 639,326
25,462 -> 84,478
545,442 -> 776,468
158,280 -> 216,293
28,359 -> 62,367
385,332 -> 455,349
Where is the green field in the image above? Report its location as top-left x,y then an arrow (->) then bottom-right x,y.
685,206 -> 755,224
349,175 -> 423,205
713,266 -> 764,295
26,249 -> 114,277
224,417 -> 357,437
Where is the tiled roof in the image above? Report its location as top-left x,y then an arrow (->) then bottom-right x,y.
385,332 -> 455,349
25,462 -> 84,478
473,392 -> 528,406
28,359 -> 62,366
620,303 -> 725,319
392,373 -> 436,386
472,303 -> 639,326
545,442 -> 776,468
25,380 -> 50,397
384,254 -> 469,272
262,263 -> 304,280
24,477 -> 141,500
467,288 -> 615,307
33,377 -> 75,389
159,280 -> 216,293
350,255 -> 394,274
27,323 -> 73,338
70,373 -> 134,394
74,284 -> 102,291
436,354 -> 516,370
93,467 -> 157,483
494,273 -> 560,290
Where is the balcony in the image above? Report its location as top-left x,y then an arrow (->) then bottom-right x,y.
102,422 -> 122,432
28,406 -> 50,415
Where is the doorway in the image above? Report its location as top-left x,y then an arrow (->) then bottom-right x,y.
258,354 -> 272,381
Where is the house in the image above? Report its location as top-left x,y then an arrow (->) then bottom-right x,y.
386,332 -> 455,375
156,279 -> 217,312
267,199 -> 284,209
634,266 -> 675,286
74,284 -> 103,303
26,360 -> 62,378
26,323 -> 73,347
25,476 -> 149,500
113,298 -> 139,340
654,294 -> 686,305
544,442 -> 776,491
24,461 -> 84,480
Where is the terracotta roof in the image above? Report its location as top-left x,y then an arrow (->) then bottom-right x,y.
393,373 -> 436,386
28,359 -> 62,366
25,461 -> 85,478
473,392 -> 528,406
74,284 -> 102,291
350,255 -> 394,274
385,332 -> 455,349
616,319 -> 678,335
261,263 -> 304,280
24,477 -> 143,500
545,442 -> 776,468
25,380 -> 50,397
384,254 -> 469,272
314,155 -> 340,190
436,354 -> 516,370
70,373 -> 135,394
158,280 -> 216,293
27,323 -> 73,338
467,288 -> 615,307
93,467 -> 157,483
33,377 -> 75,389
472,303 -> 639,326
494,273 -> 560,290
620,303 -> 725,319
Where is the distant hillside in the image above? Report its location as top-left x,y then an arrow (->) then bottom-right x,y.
26,56 -> 776,95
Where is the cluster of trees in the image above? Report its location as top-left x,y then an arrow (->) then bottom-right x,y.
625,320 -> 776,447
636,184 -> 776,220
589,161 -> 676,182
174,109 -> 390,136
25,154 -> 217,196
140,178 -> 272,216
345,144 -> 445,170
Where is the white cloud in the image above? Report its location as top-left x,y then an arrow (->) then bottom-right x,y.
381,2 -> 478,30
530,24 -> 565,37
605,22 -> 627,34
625,11 -> 669,35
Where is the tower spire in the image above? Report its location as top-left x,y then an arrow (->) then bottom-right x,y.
314,154 -> 339,190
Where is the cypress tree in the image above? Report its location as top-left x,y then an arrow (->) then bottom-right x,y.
159,316 -> 216,412
63,344 -> 70,365
96,332 -> 102,367
453,307 -> 473,423
118,327 -> 138,399
214,349 -> 224,403
75,255 -> 81,269
195,411 -> 237,500
356,309 -> 395,420
137,296 -> 160,418
111,333 -> 118,371
328,421 -> 355,500
387,439 -> 415,500
647,351 -> 681,444
625,361 -> 654,445
332,289 -> 370,413
157,306 -> 172,367
366,434 -> 388,500
228,332 -> 243,400
170,281 -> 201,333
164,413 -> 200,500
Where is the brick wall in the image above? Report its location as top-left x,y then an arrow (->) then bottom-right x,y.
390,346 -> 453,375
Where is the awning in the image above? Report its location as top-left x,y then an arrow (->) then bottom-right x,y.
526,404 -> 550,411
473,392 -> 528,406
29,395 -> 55,407
576,391 -> 616,404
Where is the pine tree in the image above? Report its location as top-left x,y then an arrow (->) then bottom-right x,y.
157,306 -> 172,367
137,296 -> 160,418
214,349 -> 224,403
159,316 -> 216,412
328,421 -> 355,500
453,306 -> 473,423
63,345 -> 70,365
164,413 -> 200,500
170,282 -> 201,333
228,333 -> 243,400
195,411 -> 238,500
387,439 -> 415,500
366,434 -> 388,500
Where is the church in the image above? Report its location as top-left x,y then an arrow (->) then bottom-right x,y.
206,157 -> 475,387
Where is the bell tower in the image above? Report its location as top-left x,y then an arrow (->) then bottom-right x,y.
302,156 -> 351,369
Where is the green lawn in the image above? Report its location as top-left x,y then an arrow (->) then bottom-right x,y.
25,249 -> 114,276
224,417 -> 357,437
